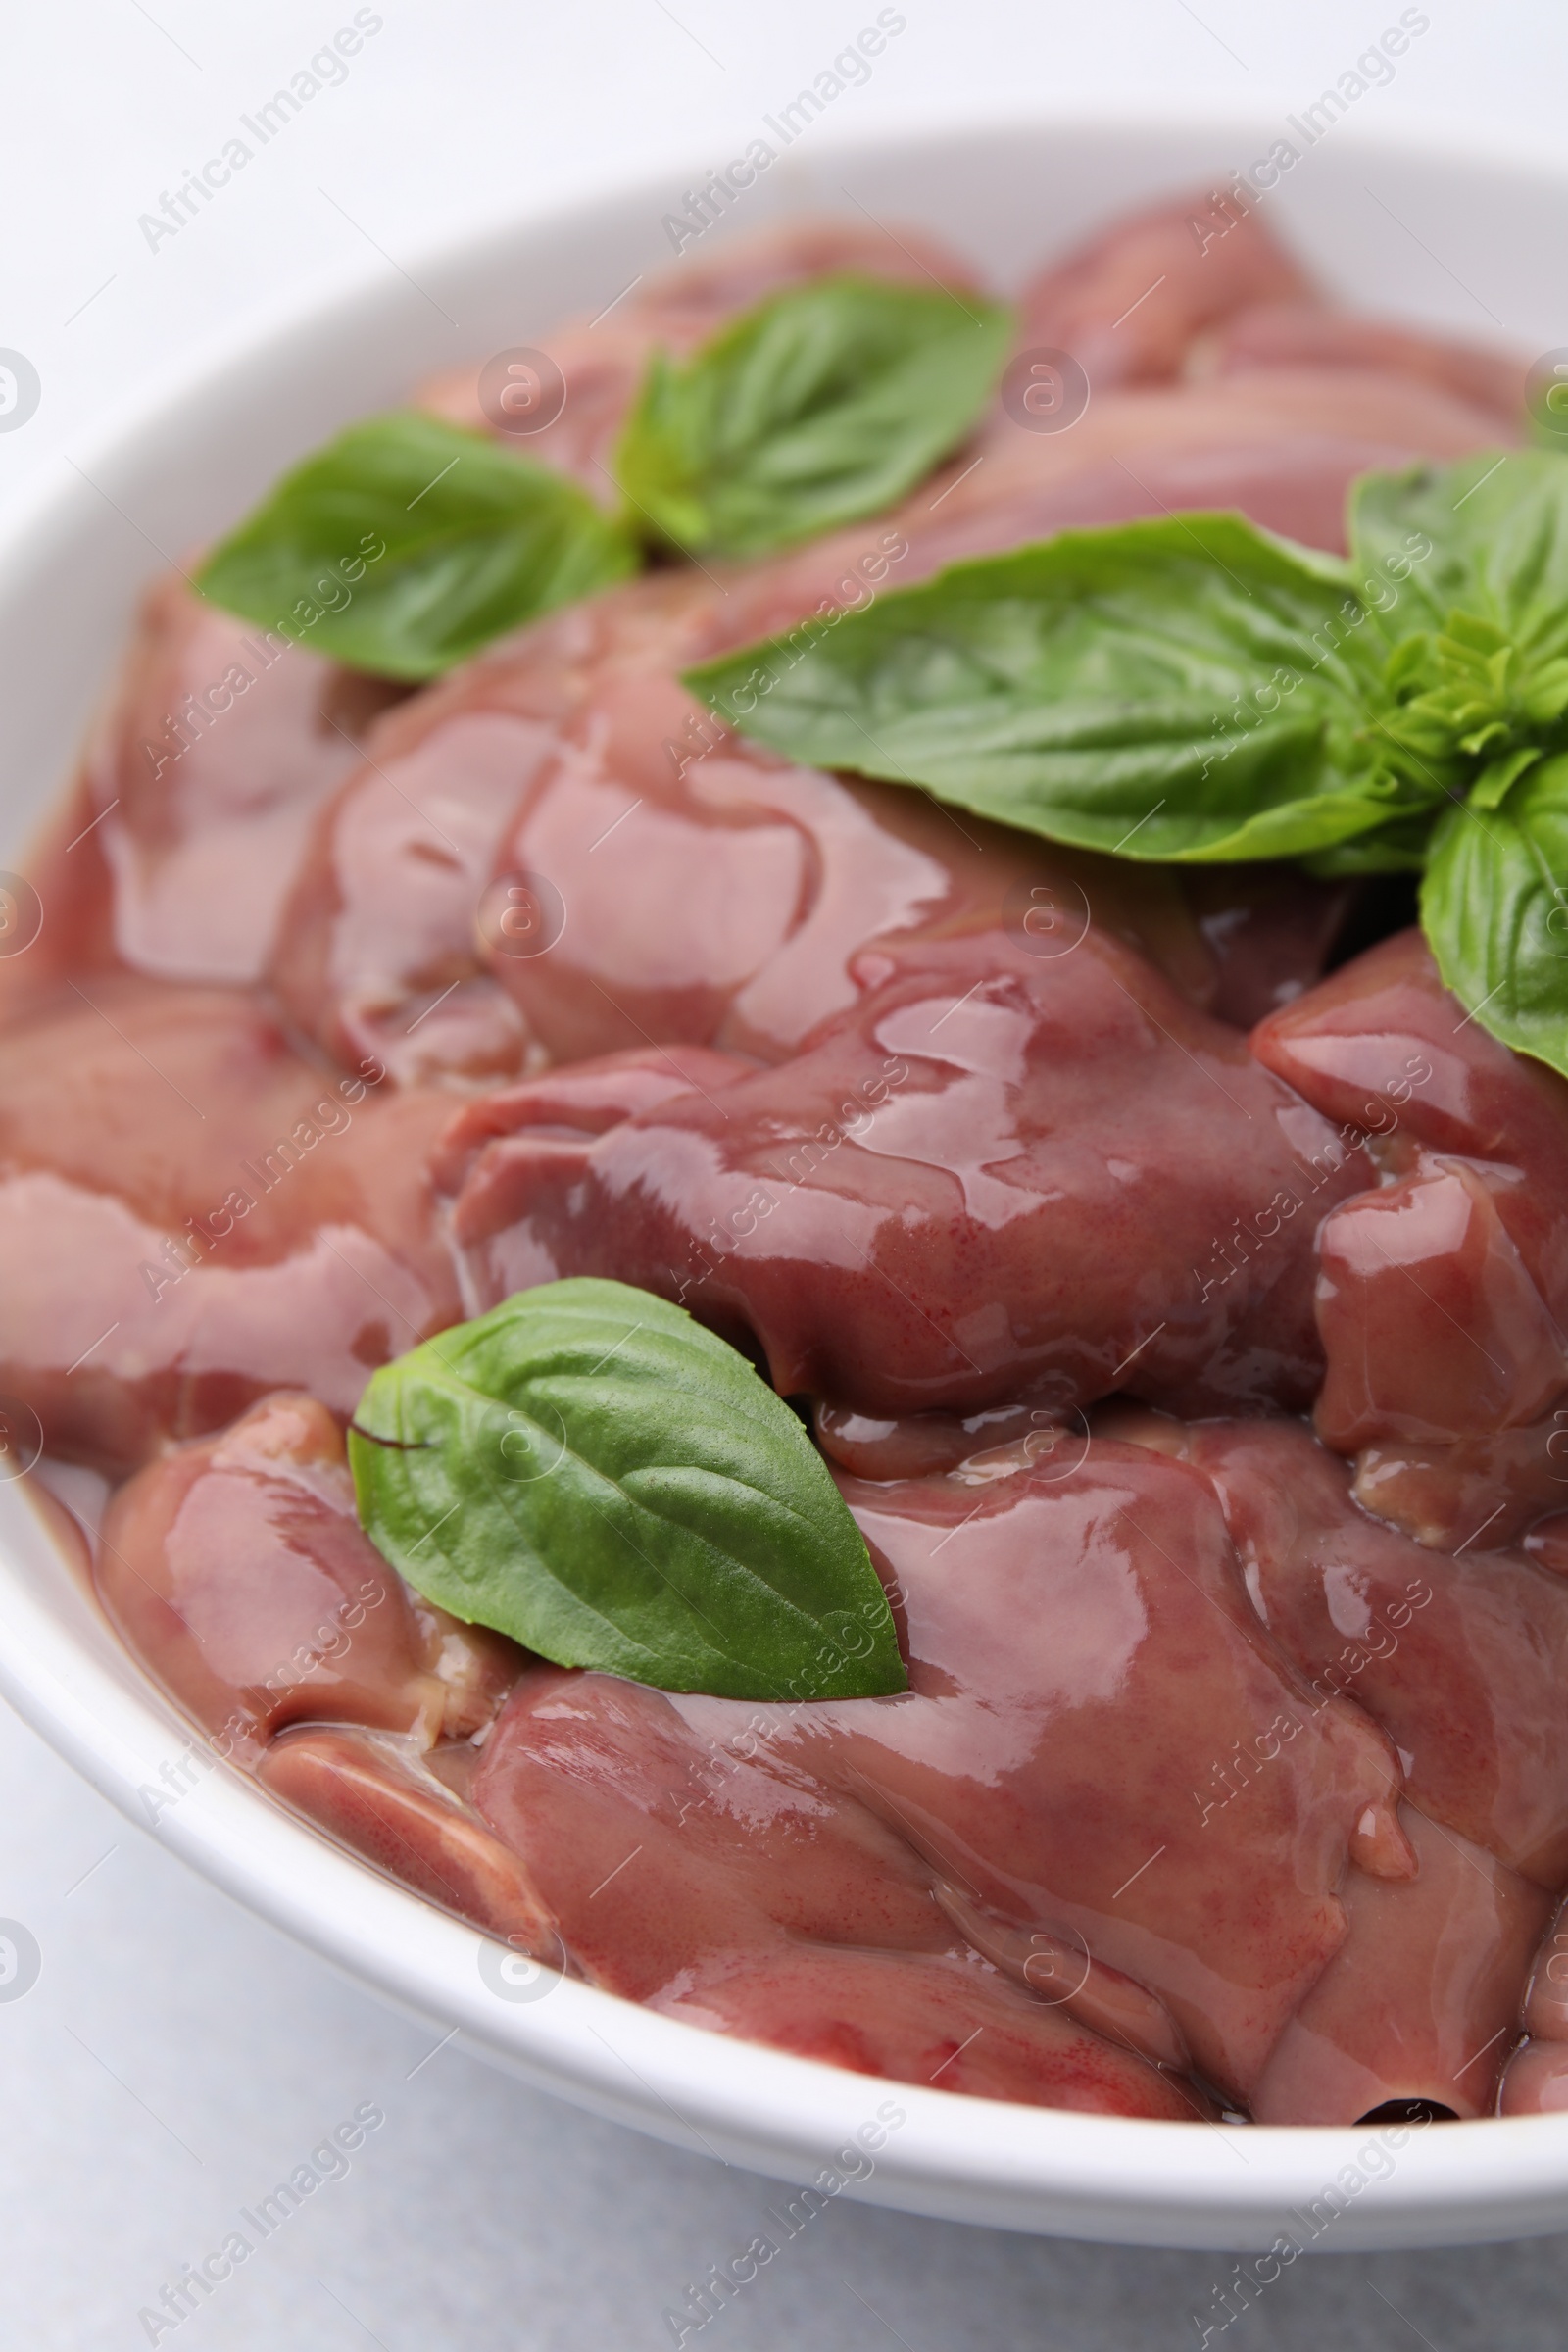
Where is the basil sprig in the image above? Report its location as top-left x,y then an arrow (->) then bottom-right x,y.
197,277 -> 1007,676
685,452 -> 1568,1083
614,274 -> 1012,560
195,414 -> 638,681
349,1279 -> 906,1702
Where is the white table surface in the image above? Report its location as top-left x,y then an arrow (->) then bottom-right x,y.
4,5 -> 1568,2342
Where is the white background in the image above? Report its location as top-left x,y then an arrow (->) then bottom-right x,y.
4,4 -> 1568,2345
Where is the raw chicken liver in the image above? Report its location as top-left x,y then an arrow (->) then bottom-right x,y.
0,978 -> 460,1471
471,1441 -> 1411,2110
448,925 -> 1369,1420
1253,930 -> 1568,1548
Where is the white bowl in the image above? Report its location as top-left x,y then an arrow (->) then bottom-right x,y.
4,114 -> 1568,2253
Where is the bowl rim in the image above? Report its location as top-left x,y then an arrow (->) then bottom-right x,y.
5,109 -> 1568,2253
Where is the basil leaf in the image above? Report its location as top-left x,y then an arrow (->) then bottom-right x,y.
1351,452 -> 1568,661
687,514 -> 1428,859
1419,754 -> 1568,1081
615,274 -> 1012,560
198,413 -> 639,681
1300,810 -> 1438,878
349,1278 -> 906,1701
1348,457 -> 1568,808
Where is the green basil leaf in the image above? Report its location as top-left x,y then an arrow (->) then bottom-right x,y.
686,514 -> 1428,860
615,274 -> 1012,560
1300,810 -> 1438,878
1348,457 -> 1568,832
1419,752 -> 1568,1080
1470,745 -> 1544,810
198,413 -> 639,680
349,1278 -> 906,1701
1350,452 -> 1568,661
